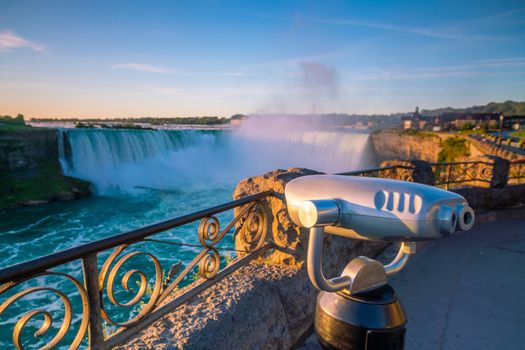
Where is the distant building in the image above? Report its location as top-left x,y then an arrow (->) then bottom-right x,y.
401,110 -> 525,131
402,117 -> 413,129
401,107 -> 436,130
507,115 -> 525,130
449,113 -> 500,129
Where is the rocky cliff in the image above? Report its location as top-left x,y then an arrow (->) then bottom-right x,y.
371,130 -> 524,163
370,130 -> 442,162
0,127 -> 59,175
0,126 -> 91,209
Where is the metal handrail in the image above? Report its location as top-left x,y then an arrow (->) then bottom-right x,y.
340,160 -> 525,188
0,190 -> 276,349
429,161 -> 493,166
335,165 -> 414,176
0,190 -> 274,285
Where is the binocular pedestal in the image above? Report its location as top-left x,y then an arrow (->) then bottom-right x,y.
315,284 -> 406,350
284,176 -> 475,350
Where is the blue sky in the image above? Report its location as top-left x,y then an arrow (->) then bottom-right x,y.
0,0 -> 524,118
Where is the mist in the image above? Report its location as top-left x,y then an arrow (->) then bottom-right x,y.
59,126 -> 375,195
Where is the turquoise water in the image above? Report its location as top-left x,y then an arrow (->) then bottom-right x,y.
0,126 -> 374,348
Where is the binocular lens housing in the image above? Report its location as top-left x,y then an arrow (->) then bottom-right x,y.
286,175 -> 475,242
299,200 -> 340,228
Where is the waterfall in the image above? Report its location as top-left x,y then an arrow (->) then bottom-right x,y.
57,128 -> 375,195
57,129 -> 226,194
287,131 -> 375,171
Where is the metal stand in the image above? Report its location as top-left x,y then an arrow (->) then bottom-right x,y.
315,284 -> 406,350
308,227 -> 416,350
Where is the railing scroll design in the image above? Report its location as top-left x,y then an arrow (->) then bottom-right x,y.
0,191 -> 274,349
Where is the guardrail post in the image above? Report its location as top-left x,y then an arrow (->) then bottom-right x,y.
82,254 -> 106,349
484,156 -> 509,188
378,160 -> 435,185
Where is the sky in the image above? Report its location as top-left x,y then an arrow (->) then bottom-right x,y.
0,0 -> 524,118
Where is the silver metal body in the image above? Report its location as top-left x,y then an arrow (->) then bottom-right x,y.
284,175 -> 475,295
286,175 -> 474,242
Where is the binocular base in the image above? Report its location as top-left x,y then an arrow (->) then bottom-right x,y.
315,284 -> 407,350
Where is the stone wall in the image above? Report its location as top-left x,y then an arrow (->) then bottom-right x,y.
467,136 -> 525,161
453,185 -> 525,210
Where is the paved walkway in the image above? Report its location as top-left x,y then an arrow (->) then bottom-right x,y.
299,209 -> 525,350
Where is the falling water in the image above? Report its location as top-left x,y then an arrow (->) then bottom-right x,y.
57,128 -> 375,194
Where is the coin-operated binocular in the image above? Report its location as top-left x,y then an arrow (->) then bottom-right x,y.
285,175 -> 475,350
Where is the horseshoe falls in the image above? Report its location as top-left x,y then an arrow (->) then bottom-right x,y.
56,128 -> 375,195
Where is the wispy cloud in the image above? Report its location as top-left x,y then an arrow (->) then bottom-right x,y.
313,18 -> 461,40
110,63 -> 180,74
254,10 -> 522,41
352,57 -> 525,81
0,30 -> 45,52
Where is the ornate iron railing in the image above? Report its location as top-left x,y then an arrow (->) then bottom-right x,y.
430,161 -> 493,189
0,191 -> 274,349
509,159 -> 525,185
336,165 -> 415,181
341,160 -> 525,189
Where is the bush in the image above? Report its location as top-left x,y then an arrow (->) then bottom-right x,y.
460,122 -> 475,131
438,137 -> 470,162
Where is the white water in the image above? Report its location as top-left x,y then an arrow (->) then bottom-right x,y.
57,127 -> 375,194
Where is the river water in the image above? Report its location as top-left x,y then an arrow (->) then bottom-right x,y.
0,125 -> 375,348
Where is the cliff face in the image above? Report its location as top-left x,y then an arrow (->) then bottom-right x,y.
0,126 -> 91,209
0,128 -> 58,176
371,130 -> 525,164
370,131 -> 442,162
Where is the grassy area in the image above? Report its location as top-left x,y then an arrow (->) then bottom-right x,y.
438,137 -> 471,162
0,161 -> 91,210
0,122 -> 36,132
458,129 -> 487,136
400,129 -> 438,138
511,131 -> 525,139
